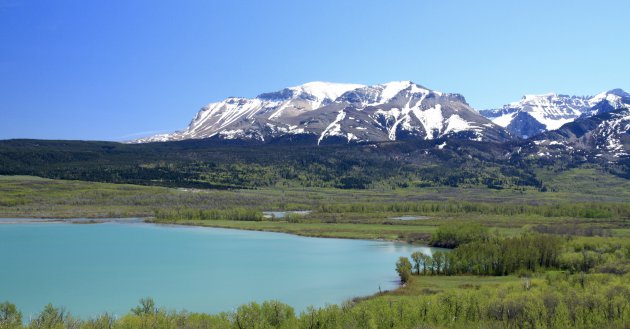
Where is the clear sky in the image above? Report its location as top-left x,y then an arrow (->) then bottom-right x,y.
1,0 -> 629,141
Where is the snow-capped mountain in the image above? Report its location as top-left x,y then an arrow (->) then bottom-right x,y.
139,82 -> 363,143
526,108 -> 630,159
480,89 -> 630,139
580,89 -> 630,118
136,81 -> 510,144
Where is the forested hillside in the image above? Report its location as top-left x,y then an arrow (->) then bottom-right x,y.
0,138 -> 612,190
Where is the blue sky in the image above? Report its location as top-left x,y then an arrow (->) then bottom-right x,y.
1,0 -> 629,141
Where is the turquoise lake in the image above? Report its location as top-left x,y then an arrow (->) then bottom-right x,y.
0,220 -> 439,319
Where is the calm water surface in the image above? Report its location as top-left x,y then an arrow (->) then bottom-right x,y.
0,219 -> 439,318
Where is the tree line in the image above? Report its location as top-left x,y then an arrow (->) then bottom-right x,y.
154,207 -> 264,221
399,225 -> 630,281
402,229 -> 630,280
318,201 -> 630,219
399,233 -> 562,279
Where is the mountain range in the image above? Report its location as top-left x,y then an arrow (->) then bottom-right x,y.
526,107 -> 630,159
134,81 -> 629,158
480,89 -> 630,139
134,81 -> 509,144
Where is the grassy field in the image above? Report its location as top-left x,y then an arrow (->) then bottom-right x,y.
155,218 -> 437,241
358,274 -> 521,302
3,167 -> 630,216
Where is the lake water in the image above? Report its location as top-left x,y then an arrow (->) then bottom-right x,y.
262,210 -> 311,219
0,220 -> 439,319
390,216 -> 430,221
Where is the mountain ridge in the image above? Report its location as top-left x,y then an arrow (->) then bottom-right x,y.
131,82 -> 629,160
480,89 -> 630,138
134,81 -> 510,144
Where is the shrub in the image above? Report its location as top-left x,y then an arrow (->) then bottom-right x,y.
396,257 -> 413,283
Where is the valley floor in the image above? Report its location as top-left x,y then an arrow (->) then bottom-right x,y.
1,170 -> 630,328
2,167 -> 629,242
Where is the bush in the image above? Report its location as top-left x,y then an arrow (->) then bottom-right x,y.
233,301 -> 297,328
0,302 -> 21,329
396,257 -> 413,283
29,304 -> 69,329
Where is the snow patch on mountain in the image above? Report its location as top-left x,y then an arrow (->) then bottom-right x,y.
318,110 -> 347,145
414,105 -> 444,139
491,112 -> 517,127
596,111 -> 630,156
444,114 -> 477,134
380,81 -> 414,102
290,81 -> 364,109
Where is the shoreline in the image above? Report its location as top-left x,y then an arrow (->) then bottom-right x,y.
0,215 -> 433,245
148,218 -> 421,245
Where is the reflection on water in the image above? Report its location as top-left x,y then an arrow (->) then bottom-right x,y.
370,242 -> 447,256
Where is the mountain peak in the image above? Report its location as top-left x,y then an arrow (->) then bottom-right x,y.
589,88 -> 630,107
606,88 -> 628,96
520,93 -> 558,102
593,88 -> 630,99
288,81 -> 365,102
257,81 -> 364,103
378,80 -> 431,91
379,81 -> 415,101
375,81 -> 437,102
380,80 -> 414,87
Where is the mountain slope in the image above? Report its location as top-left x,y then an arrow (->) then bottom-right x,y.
0,137 -> 543,190
480,89 -> 630,138
136,81 -> 511,144
138,82 -> 364,143
525,107 -> 630,159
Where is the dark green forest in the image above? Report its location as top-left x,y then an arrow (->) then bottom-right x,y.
1,138 -> 623,191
